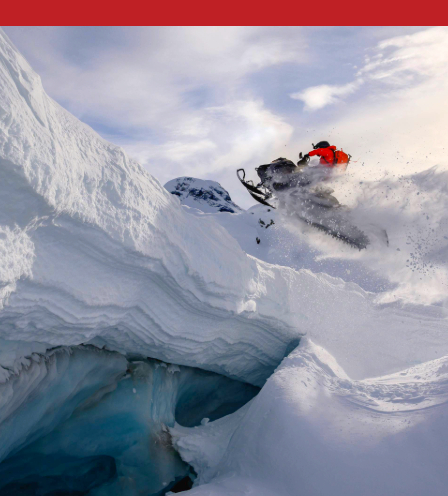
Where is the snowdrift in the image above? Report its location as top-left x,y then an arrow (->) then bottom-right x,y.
173,339 -> 448,496
0,28 -> 307,386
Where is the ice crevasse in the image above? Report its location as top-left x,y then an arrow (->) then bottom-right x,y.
1,27 -> 448,496
0,344 -> 259,494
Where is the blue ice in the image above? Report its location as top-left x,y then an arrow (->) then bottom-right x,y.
0,345 -> 258,495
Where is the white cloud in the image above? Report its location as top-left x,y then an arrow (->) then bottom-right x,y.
291,28 -> 448,182
290,80 -> 363,111
290,27 -> 448,113
372,26 -> 448,78
3,27 -> 307,133
5,26 -> 447,208
124,99 -> 293,207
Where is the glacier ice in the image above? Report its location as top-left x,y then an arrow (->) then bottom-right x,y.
0,344 -> 258,495
0,345 -> 128,464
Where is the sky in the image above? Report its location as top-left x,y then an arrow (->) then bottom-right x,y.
3,26 -> 448,208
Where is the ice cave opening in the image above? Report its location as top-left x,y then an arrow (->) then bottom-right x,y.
0,345 -> 260,496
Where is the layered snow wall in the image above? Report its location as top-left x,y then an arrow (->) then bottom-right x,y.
0,28 -> 304,386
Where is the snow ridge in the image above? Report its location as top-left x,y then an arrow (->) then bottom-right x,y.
0,29 -> 306,386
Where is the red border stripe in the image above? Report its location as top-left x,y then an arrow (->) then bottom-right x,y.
2,0 -> 448,26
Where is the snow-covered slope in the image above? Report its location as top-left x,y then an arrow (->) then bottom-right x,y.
164,176 -> 448,379
166,170 -> 448,304
161,175 -> 448,494
173,339 -> 448,496
0,28 -> 306,386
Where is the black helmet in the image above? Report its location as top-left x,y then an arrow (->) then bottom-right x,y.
312,141 -> 330,149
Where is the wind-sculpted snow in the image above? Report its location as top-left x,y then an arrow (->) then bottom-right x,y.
0,29 -> 306,386
0,226 -> 34,309
174,339 -> 448,496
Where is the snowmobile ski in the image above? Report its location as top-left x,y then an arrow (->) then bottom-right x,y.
236,169 -> 276,208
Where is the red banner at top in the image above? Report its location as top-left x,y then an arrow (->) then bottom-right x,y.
2,0 -> 447,26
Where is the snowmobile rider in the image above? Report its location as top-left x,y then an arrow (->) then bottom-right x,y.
303,141 -> 349,170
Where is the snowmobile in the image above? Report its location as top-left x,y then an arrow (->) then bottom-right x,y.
237,154 -> 375,250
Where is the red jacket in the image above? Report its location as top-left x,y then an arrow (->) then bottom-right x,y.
309,146 -> 336,167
